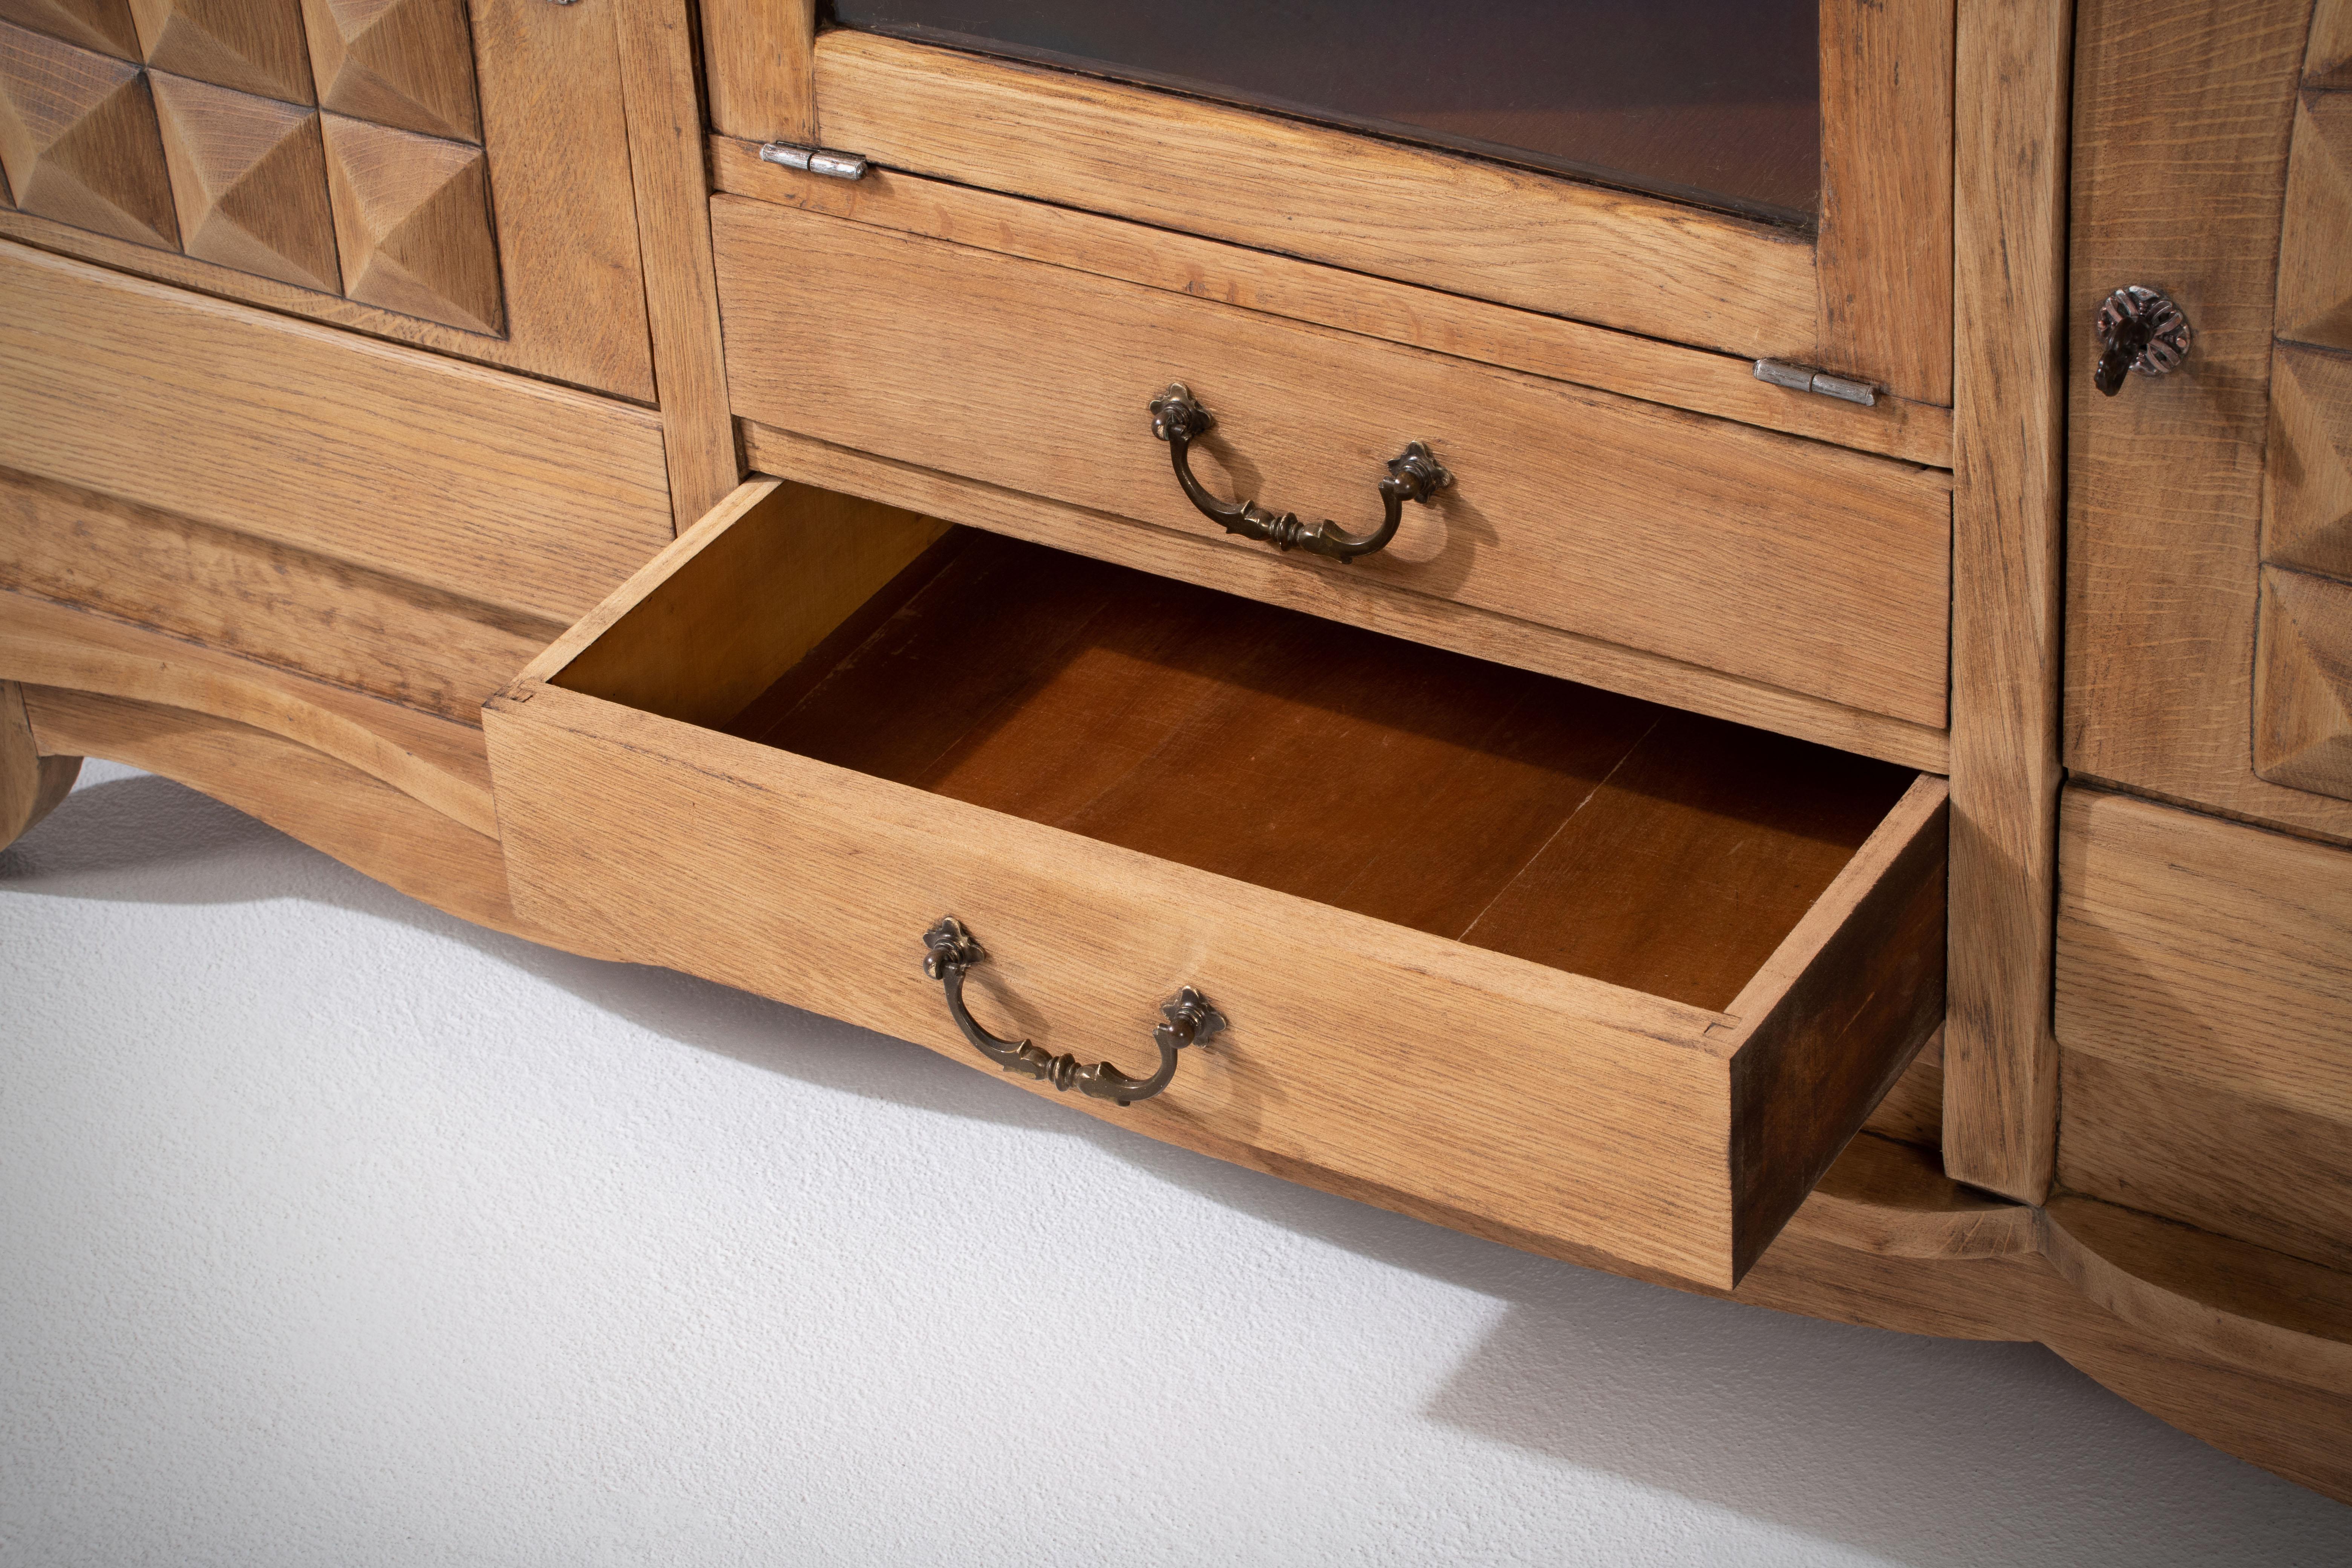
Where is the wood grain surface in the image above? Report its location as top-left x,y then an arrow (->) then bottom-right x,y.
0,0 -> 656,399
614,0 -> 739,528
809,28 -> 1819,363
0,674 -> 76,849
0,466 -> 563,726
698,0 -> 813,144
1942,0 -> 2073,1203
715,200 -> 1953,727
2055,786 -> 2352,1271
2066,0 -> 2352,843
739,423 -> 1954,773
0,585 -> 497,835
710,138 -> 1954,469
0,241 -> 672,624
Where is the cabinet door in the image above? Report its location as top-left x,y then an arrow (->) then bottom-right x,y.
698,0 -> 1953,410
0,0 -> 655,400
2067,0 -> 2352,841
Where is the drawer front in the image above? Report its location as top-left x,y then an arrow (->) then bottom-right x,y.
487,481 -> 1951,1291
712,198 -> 1952,730
2056,787 -> 2352,1272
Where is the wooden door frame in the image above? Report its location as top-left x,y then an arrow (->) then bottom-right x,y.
701,1 -> 1954,410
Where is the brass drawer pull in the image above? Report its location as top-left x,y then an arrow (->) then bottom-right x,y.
1147,382 -> 1450,562
920,917 -> 1226,1106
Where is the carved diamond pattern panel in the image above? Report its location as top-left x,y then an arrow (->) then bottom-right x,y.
0,0 -> 140,59
2267,344 -> 2352,581
299,0 -> 475,140
130,0 -> 312,102
2277,92 -> 2352,352
0,18 -> 176,244
321,109 -> 496,332
0,0 -> 502,334
150,69 -> 334,289
2256,567 -> 2352,801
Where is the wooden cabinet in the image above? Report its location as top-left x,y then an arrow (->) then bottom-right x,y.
2,0 -> 2349,1506
0,0 -> 655,398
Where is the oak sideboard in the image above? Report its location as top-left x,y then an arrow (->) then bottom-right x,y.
3,0 -> 2347,1500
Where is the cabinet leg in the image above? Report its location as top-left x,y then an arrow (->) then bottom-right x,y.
2,681 -> 81,851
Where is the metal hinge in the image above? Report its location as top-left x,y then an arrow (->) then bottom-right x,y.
758,142 -> 870,181
1753,359 -> 1877,407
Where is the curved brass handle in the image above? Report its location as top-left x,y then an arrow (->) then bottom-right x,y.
1147,382 -> 1450,562
2092,285 -> 2192,397
920,917 -> 1226,1106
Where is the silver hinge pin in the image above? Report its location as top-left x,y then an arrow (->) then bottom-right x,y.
759,142 -> 870,181
1753,359 -> 1877,407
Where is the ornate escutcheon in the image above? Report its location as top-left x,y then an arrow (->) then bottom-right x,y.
2092,285 -> 2193,396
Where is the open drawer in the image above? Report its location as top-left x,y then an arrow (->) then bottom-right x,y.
485,481 -> 1948,1289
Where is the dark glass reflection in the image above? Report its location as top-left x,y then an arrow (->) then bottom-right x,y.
826,1 -> 1820,225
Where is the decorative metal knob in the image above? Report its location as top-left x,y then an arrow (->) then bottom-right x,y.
920,917 -> 1224,1107
1146,383 -> 1450,562
2093,286 -> 2192,397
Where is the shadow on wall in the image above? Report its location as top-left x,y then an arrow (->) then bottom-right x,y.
6,769 -> 2343,1568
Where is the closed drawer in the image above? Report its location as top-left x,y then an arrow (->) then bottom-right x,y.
712,197 -> 1952,733
2056,788 -> 2352,1274
486,481 -> 1949,1290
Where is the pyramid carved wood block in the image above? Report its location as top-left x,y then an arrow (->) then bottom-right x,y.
2268,344 -> 2352,581
320,109 -> 498,331
0,0 -> 139,59
2277,91 -> 2352,352
0,17 -> 175,244
150,69 -> 335,290
300,0 -> 476,142
2257,566 -> 2352,801
129,0 -> 311,103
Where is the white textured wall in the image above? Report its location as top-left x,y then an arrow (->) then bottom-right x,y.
4,763 -> 2348,1567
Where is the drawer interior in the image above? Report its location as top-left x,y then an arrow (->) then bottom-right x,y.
553,490 -> 1916,1014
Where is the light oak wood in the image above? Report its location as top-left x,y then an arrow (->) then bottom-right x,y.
0,585 -> 497,834
2277,89 -> 2352,352
148,69 -> 337,290
131,0 -> 312,104
0,464 -> 562,725
545,478 -> 948,722
2056,787 -> 2352,1272
740,424 -> 1953,773
2266,342 -> 2352,579
1940,0 -> 2073,1203
709,139 -> 1954,470
2043,1194 -> 2352,1394
698,0 -> 812,144
489,482 -> 1947,1289
1818,0 -> 1955,406
714,200 -> 1953,729
2066,0 -> 2352,844
809,28 -> 1820,366
0,0 -> 655,399
614,0 -> 740,528
0,241 -> 671,624
0,675 -> 77,850
2315,0 -> 2352,84
1863,1026 -> 1945,1148
298,0 -> 476,140
320,109 -> 499,332
22,684 -> 521,932
0,0 -> 138,59
0,17 -> 176,244
2061,1050 -> 2352,1276
2257,566 -> 2352,796
1795,1131 -> 2036,1260
2056,787 -> 2352,1128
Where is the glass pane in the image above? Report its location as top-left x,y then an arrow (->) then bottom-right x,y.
825,1 -> 1820,225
